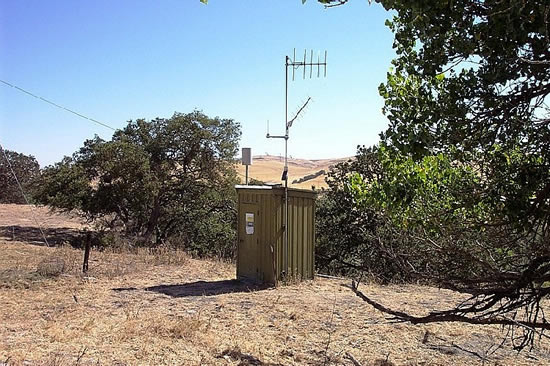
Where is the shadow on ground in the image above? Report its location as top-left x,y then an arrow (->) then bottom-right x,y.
114,279 -> 270,297
218,348 -> 284,366
0,225 -> 83,247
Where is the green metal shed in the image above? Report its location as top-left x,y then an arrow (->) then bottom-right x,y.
236,185 -> 316,285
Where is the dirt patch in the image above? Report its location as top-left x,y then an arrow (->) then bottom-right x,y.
0,204 -> 85,246
0,204 -> 84,229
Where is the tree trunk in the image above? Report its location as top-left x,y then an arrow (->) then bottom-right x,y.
143,196 -> 161,243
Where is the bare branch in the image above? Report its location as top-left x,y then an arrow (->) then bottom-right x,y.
324,0 -> 349,9
347,280 -> 550,330
519,57 -> 550,65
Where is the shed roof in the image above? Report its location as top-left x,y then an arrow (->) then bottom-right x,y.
235,185 -> 317,197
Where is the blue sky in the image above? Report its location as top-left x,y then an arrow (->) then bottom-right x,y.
0,0 -> 396,167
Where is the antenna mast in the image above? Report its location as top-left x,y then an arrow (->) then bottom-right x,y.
266,48 -> 327,279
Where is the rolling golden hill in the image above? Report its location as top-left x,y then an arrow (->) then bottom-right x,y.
235,155 -> 352,189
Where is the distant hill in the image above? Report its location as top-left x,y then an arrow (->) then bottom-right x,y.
235,155 -> 353,189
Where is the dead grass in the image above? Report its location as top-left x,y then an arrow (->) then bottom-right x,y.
1,204 -> 550,365
2,240 -> 550,366
0,268 -> 43,289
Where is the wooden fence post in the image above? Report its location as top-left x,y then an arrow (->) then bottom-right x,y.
82,232 -> 91,273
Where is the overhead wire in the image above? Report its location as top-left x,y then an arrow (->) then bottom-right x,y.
0,141 -> 50,246
0,79 -> 116,131
0,78 -> 118,246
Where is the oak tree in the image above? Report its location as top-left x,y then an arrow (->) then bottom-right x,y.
33,111 -> 240,256
0,149 -> 40,204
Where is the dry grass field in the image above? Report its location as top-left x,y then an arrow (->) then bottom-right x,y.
1,204 -> 550,365
236,155 -> 351,189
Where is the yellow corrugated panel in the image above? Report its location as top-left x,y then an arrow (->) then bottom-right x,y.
236,186 -> 316,285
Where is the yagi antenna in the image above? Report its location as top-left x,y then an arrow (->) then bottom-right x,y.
287,97 -> 312,129
288,48 -> 327,81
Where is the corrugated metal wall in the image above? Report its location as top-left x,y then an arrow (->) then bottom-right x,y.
236,186 -> 316,285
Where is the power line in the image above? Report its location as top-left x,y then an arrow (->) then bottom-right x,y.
0,142 -> 50,247
0,79 -> 116,131
0,79 -> 115,247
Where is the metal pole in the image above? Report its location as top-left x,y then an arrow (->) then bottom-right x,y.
245,165 -> 249,185
266,50 -> 327,279
284,56 -> 289,278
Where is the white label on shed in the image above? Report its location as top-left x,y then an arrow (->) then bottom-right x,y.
245,213 -> 254,235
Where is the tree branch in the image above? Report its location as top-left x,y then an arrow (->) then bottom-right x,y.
347,280 -> 550,330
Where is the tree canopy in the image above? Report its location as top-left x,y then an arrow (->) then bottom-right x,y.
33,111 -> 241,256
309,0 -> 550,347
0,149 -> 40,204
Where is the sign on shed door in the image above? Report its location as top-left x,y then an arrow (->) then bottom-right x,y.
245,212 -> 254,234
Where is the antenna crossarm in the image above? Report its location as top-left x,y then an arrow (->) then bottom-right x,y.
266,134 -> 288,139
288,62 -> 326,67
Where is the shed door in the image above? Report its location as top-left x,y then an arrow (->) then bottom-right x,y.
239,203 -> 260,280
